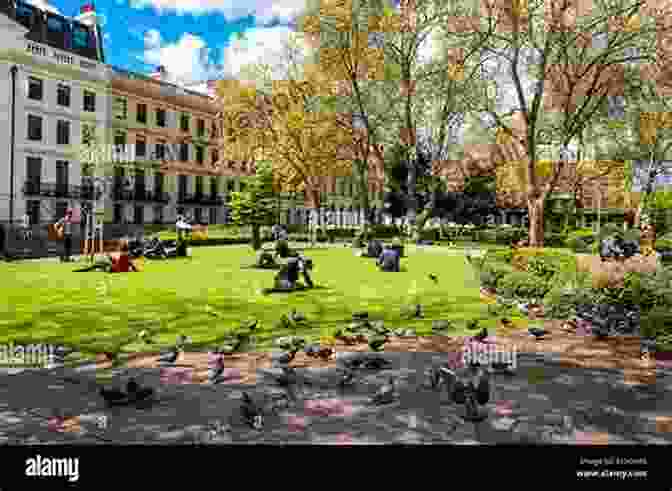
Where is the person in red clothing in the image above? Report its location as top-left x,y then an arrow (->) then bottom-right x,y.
74,240 -> 137,272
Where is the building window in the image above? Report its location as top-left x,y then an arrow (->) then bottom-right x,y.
153,205 -> 163,224
136,138 -> 146,158
195,146 -> 204,164
56,120 -> 70,145
56,83 -> 71,107
55,201 -> 68,221
27,77 -> 43,101
211,148 -> 219,165
156,108 -> 166,127
134,205 -> 144,224
114,96 -> 128,120
83,90 -> 96,112
180,113 -> 190,132
197,118 -> 205,137
137,103 -> 147,124
209,207 -> 217,225
155,141 -> 166,160
113,204 -> 123,224
27,200 -> 40,224
179,143 -> 189,162
26,157 -> 42,194
27,115 -> 42,141
81,124 -> 95,145
56,160 -> 69,195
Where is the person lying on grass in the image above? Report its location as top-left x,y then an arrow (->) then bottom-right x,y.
73,240 -> 138,273
377,245 -> 400,272
264,255 -> 314,292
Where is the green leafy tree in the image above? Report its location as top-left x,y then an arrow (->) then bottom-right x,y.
228,161 -> 278,250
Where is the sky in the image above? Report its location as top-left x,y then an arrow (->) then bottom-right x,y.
25,0 -> 313,87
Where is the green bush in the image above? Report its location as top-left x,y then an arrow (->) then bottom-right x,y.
566,228 -> 596,252
485,248 -> 514,264
655,237 -> 672,251
544,232 -> 568,247
498,271 -> 551,300
475,227 -> 527,245
640,306 -> 672,345
480,262 -> 515,290
543,278 -> 594,320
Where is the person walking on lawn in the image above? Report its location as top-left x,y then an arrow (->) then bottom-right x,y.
55,208 -> 74,262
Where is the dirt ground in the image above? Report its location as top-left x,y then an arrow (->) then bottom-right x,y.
88,320 -> 664,387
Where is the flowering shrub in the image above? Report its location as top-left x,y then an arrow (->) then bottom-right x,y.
576,254 -> 659,289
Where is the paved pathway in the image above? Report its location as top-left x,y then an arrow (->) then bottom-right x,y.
1,350 -> 670,444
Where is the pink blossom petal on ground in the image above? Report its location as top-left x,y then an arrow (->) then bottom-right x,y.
572,431 -> 610,445
285,415 -> 309,432
492,400 -> 516,417
332,433 -> 353,444
656,360 -> 672,369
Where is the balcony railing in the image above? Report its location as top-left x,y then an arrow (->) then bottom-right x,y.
177,193 -> 225,205
23,181 -> 101,200
112,187 -> 170,203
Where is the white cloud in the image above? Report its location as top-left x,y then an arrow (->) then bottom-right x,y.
26,0 -> 60,14
128,0 -> 307,25
220,26 -> 302,80
144,30 -> 222,84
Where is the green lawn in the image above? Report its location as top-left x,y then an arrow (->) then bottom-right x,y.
0,245 -> 507,357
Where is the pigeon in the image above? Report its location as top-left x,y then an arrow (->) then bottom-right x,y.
126,378 -> 155,402
207,356 -> 225,383
316,346 -> 335,361
289,309 -> 306,323
473,328 -> 489,343
427,366 -> 442,390
363,356 -> 390,370
304,344 -> 321,357
466,319 -> 480,330
370,320 -> 388,335
518,302 -> 530,316
138,330 -> 154,344
243,319 -> 259,331
271,366 -> 299,387
371,377 -> 397,405
99,386 -> 129,406
352,311 -> 369,320
334,331 -> 358,345
528,327 -> 548,340
157,346 -> 181,365
368,336 -> 388,352
432,320 -> 452,332
407,304 -> 423,319
240,392 -> 264,429
341,357 -> 365,370
592,325 -> 611,340
273,349 -> 298,366
428,273 -> 438,283
338,368 -> 356,388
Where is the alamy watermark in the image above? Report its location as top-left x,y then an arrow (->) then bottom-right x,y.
0,342 -> 57,368
461,342 -> 518,369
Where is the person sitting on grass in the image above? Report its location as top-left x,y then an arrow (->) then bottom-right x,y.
271,255 -> 314,291
255,249 -> 279,269
73,240 -> 138,273
358,238 -> 383,258
377,244 -> 400,272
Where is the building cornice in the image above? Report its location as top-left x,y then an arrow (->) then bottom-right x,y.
111,77 -> 217,115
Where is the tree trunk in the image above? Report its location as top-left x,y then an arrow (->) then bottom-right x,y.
405,156 -> 418,237
251,224 -> 262,251
356,159 -> 371,233
527,196 -> 545,247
